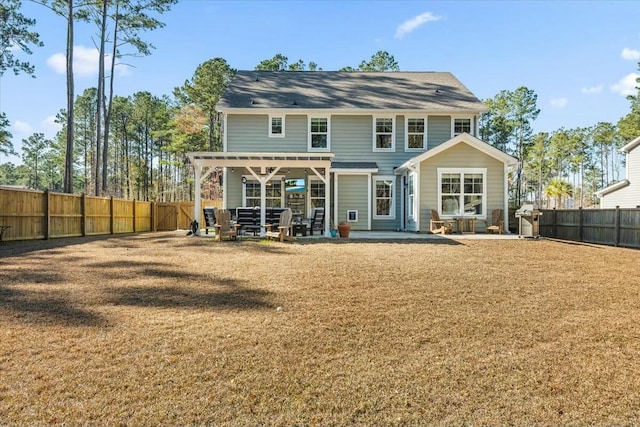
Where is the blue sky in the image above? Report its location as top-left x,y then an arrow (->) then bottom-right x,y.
1,0 -> 640,164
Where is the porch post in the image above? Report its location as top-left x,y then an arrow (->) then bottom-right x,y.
194,164 -> 202,235
324,166 -> 331,236
260,177 -> 267,237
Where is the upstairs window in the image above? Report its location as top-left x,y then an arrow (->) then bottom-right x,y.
406,117 -> 425,151
309,117 -> 330,150
269,115 -> 285,138
374,117 -> 395,151
452,117 -> 472,136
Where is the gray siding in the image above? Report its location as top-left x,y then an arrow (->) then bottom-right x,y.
336,174 -> 369,230
427,116 -> 451,149
225,169 -> 244,209
331,115 -> 415,175
601,148 -> 640,208
226,114 -> 307,152
418,142 -> 505,233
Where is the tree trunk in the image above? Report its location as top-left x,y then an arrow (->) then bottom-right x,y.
102,2 -> 118,194
95,0 -> 108,196
63,0 -> 75,194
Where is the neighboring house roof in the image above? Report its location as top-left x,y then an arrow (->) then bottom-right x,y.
217,71 -> 487,112
395,133 -> 518,173
621,135 -> 640,153
595,179 -> 630,197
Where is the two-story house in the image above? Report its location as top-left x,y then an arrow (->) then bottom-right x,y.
187,71 -> 518,236
596,135 -> 640,208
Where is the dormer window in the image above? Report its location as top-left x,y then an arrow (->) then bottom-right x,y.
269,115 -> 285,138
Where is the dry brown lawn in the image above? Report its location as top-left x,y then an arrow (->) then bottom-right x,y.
1,232 -> 640,426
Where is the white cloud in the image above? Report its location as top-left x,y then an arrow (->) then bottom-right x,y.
621,48 -> 640,60
42,116 -> 63,132
611,73 -> 640,96
550,98 -> 568,108
395,12 -> 442,39
581,85 -> 603,94
47,45 -> 99,76
12,120 -> 32,135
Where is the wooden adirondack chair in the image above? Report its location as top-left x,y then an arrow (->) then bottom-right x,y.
214,209 -> 240,241
264,208 -> 293,242
429,209 -> 454,235
484,209 -> 504,234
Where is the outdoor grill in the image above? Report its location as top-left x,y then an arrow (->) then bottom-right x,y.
515,204 -> 542,238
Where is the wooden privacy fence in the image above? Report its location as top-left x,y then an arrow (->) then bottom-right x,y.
0,186 -> 222,242
539,208 -> 640,249
155,200 -> 222,231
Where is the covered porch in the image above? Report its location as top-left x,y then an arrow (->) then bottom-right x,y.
186,152 -> 334,237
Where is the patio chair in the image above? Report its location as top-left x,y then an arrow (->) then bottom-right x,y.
214,209 -> 240,241
306,207 -> 325,236
484,209 -> 504,234
429,209 -> 453,235
264,208 -> 294,242
202,207 -> 217,235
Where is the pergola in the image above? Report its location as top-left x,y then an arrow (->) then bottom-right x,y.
186,152 -> 335,237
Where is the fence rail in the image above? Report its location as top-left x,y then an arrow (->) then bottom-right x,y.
539,208 -> 640,249
0,187 -> 221,242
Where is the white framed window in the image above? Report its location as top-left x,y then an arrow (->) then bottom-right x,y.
243,176 -> 284,207
269,115 -> 285,138
308,178 -> 326,210
373,116 -> 395,152
373,175 -> 395,219
308,116 -> 330,151
437,168 -> 486,219
452,116 -> 473,137
405,117 -> 426,151
407,172 -> 416,220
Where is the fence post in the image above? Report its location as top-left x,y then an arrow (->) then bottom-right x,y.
110,196 -> 115,235
578,207 -> 584,242
552,208 -> 557,238
152,202 -> 156,232
132,199 -> 137,233
81,193 -> 86,237
44,189 -> 50,240
614,206 -> 620,247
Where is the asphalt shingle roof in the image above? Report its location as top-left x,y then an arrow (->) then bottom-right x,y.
217,71 -> 486,111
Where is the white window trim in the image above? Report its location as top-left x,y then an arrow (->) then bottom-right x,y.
242,175 -> 285,207
407,171 -> 417,221
373,116 -> 395,153
308,115 -> 331,152
437,168 -> 487,220
268,114 -> 285,138
307,176 -> 326,213
372,175 -> 396,220
451,115 -> 474,138
405,116 -> 427,152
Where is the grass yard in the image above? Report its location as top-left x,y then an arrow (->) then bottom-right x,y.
1,232 -> 640,426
